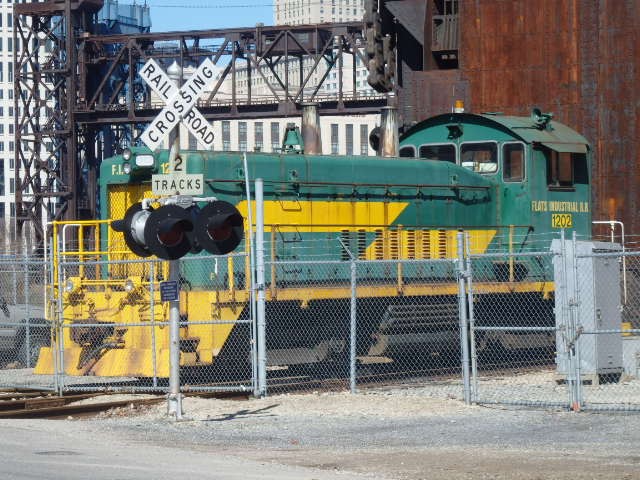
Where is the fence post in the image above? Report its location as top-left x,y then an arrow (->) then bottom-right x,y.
349,255 -> 357,394
255,178 -> 267,397
23,257 -> 32,367
457,232 -> 471,404
149,260 -> 158,388
570,231 -> 583,410
56,238 -> 65,396
464,232 -> 478,402
558,230 -> 579,410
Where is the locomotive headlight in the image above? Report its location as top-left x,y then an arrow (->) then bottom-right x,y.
134,154 -> 155,168
122,162 -> 132,175
64,278 -> 75,293
122,148 -> 132,161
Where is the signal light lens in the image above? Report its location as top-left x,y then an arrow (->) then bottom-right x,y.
195,201 -> 244,255
143,205 -> 194,260
207,213 -> 242,241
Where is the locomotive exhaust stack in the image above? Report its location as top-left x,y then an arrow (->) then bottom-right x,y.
301,102 -> 322,154
378,105 -> 399,157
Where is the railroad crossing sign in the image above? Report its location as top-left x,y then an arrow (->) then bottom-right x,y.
139,58 -> 216,195
139,58 -> 216,152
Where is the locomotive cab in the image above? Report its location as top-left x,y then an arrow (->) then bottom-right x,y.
399,109 -> 592,251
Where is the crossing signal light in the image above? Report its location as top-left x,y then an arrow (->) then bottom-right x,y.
112,200 -> 244,260
194,201 -> 244,255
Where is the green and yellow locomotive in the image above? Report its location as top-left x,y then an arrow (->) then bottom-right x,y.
35,109 -> 591,377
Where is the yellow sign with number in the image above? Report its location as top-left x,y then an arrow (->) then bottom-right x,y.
552,214 -> 573,228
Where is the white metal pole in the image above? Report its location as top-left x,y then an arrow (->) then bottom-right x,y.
166,63 -> 183,419
255,178 -> 267,396
457,232 -> 471,404
243,154 -> 259,397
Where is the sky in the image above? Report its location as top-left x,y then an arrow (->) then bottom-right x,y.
147,1 -> 275,33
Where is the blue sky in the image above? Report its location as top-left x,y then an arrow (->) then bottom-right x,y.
148,1 -> 274,32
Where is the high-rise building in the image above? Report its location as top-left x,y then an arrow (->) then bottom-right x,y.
1,0 -> 149,237
0,1 -> 16,229
275,0 -> 366,25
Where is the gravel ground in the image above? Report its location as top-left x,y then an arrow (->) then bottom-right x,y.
4,367 -> 640,478
71,381 -> 640,479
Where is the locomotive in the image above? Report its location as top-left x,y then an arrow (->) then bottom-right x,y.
35,107 -> 591,377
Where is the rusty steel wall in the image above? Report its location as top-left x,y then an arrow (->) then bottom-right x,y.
457,0 -> 640,234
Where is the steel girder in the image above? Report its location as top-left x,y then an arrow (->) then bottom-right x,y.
15,2 -> 390,248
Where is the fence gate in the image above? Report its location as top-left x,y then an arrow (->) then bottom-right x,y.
468,248 -> 573,409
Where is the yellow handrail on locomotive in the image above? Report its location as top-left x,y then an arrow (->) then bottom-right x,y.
49,218 -> 252,297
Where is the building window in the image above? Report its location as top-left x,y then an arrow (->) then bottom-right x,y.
255,122 -> 263,152
0,203 -> 4,219
222,121 -> 231,151
359,125 -> 368,155
10,203 -> 15,219
9,178 -> 14,194
238,122 -> 247,151
270,122 -> 280,152
331,124 -> 339,154
345,124 -> 353,155
0,160 -> 3,196
9,156 -> 14,169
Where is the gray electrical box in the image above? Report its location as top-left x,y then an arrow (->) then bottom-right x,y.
551,240 -> 623,380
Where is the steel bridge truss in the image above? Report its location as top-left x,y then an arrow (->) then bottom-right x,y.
14,1 -> 389,247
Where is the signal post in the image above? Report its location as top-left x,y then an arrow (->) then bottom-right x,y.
112,60 -> 244,419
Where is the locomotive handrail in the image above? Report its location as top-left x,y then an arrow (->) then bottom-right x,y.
208,178 -> 492,190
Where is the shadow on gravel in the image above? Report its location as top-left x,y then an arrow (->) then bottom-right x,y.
202,404 -> 278,422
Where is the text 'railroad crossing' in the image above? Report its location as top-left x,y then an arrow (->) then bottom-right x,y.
140,58 -> 216,151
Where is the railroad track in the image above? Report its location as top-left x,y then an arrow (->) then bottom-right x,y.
0,389 -> 249,419
0,353 -> 555,417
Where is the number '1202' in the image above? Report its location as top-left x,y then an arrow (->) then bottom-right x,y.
552,214 -> 573,228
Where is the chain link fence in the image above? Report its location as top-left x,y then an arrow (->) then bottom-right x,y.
469,249 -> 570,408
0,256 -> 53,391
567,245 -> 640,411
3,231 -> 640,413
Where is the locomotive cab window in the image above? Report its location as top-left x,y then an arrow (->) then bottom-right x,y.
399,145 -> 416,158
461,142 -> 498,173
502,142 -> 525,182
546,150 -> 588,189
418,144 -> 455,163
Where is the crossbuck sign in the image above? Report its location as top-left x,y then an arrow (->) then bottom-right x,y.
140,58 -> 216,152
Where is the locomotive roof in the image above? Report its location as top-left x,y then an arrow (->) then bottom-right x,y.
402,112 -> 590,153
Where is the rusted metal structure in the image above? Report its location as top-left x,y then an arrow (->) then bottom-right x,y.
14,0 -> 386,247
374,0 -> 640,234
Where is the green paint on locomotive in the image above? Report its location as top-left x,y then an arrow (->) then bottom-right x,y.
100,109 -> 590,287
